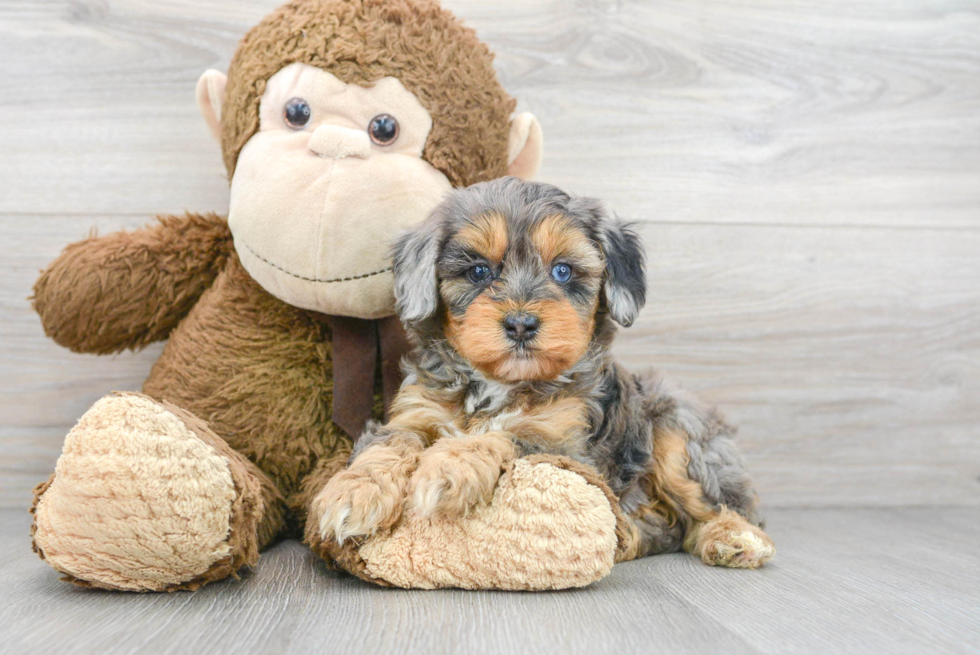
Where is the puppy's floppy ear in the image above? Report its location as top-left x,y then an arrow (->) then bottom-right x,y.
572,198 -> 647,327
392,218 -> 442,323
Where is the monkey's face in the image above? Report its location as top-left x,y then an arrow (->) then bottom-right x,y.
393,178 -> 647,383
228,63 -> 453,318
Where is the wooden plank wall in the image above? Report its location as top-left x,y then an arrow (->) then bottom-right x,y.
1,0 -> 978,509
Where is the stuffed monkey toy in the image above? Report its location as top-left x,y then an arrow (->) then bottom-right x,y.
29,0 -> 629,592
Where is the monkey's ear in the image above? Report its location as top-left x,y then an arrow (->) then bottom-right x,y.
573,198 -> 647,327
196,69 -> 227,143
507,113 -> 543,180
392,222 -> 442,323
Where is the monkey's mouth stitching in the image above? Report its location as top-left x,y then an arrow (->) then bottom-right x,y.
241,240 -> 392,283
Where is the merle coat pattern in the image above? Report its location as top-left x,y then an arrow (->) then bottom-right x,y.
320,177 -> 775,568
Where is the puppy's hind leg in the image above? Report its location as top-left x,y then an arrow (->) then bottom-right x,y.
615,492 -> 685,562
651,428 -> 775,569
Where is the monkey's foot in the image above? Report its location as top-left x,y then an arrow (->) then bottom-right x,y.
687,509 -> 776,569
321,456 -> 627,590
408,433 -> 517,518
31,393 -> 256,591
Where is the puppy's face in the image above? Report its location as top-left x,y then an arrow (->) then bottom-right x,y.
438,210 -> 605,381
393,178 -> 646,382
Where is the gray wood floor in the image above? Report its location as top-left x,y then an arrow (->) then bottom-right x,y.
1,0 -> 979,653
2,507 -> 978,655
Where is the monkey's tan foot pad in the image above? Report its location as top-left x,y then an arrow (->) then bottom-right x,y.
30,393 -> 242,592
318,456 -> 633,591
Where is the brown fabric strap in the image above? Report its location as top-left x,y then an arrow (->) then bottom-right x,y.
378,316 -> 412,421
328,316 -> 378,439
327,315 -> 412,438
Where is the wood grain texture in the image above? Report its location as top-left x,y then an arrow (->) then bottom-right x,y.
1,0 -> 978,225
2,508 -> 977,655
1,0 -> 979,509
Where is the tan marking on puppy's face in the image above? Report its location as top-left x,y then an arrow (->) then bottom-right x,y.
445,294 -> 594,382
440,212 -> 603,382
530,214 -> 604,279
444,295 -> 511,375
496,298 -> 594,381
453,212 -> 509,265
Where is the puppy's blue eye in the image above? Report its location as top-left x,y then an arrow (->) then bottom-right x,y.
551,263 -> 572,283
467,264 -> 492,283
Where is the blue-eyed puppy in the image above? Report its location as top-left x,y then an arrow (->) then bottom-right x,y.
313,177 -> 775,568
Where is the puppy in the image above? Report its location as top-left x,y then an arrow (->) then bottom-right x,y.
314,177 -> 775,568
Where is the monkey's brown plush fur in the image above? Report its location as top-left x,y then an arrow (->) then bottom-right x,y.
29,0 -> 620,592
222,0 -> 515,185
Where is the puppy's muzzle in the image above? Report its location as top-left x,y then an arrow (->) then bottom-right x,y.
502,312 -> 540,343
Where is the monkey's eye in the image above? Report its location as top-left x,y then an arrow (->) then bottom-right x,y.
283,98 -> 312,130
368,114 -> 399,145
467,264 -> 492,284
551,263 -> 572,283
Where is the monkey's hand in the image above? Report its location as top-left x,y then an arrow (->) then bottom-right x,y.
33,213 -> 232,354
408,431 -> 517,519
312,434 -> 422,544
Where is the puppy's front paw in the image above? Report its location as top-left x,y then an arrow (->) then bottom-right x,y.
312,461 -> 409,545
408,434 -> 516,518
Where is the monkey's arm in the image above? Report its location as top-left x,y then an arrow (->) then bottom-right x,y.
32,212 -> 233,354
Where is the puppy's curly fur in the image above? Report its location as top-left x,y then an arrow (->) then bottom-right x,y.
317,177 -> 775,568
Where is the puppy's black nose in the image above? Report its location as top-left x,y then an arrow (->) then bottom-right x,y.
503,313 -> 540,342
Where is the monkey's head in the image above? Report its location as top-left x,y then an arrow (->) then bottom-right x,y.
196,0 -> 542,319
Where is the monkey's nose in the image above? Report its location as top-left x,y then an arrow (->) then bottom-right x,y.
307,125 -> 371,159
502,313 -> 540,343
